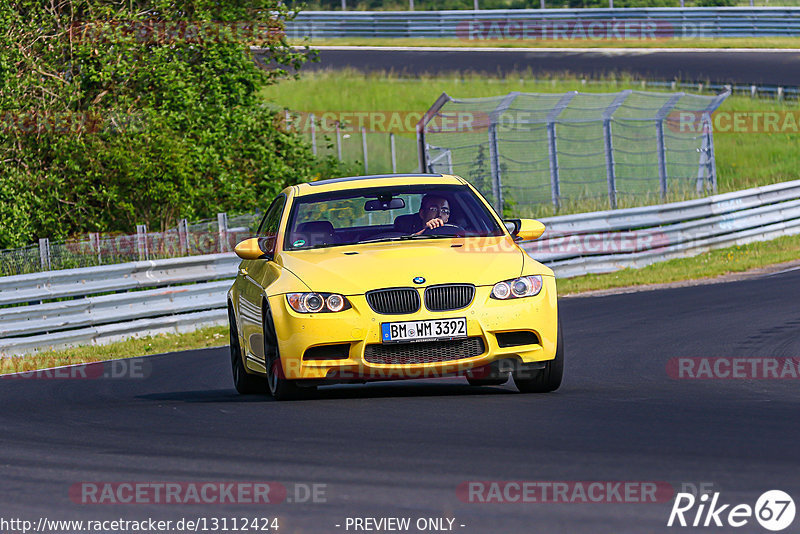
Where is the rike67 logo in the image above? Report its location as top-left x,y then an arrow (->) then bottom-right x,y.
668,490 -> 795,531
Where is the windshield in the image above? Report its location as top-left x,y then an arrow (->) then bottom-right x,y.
283,184 -> 504,250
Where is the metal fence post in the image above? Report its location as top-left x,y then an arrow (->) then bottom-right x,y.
488,124 -> 502,212
336,123 -> 342,161
417,130 -> 426,172
487,92 -> 520,215
90,232 -> 101,265
655,121 -> 668,201
178,218 -> 189,256
310,112 -> 317,156
361,126 -> 368,174
390,132 -> 397,173
655,93 -> 683,201
417,93 -> 453,174
546,92 -> 576,211
706,115 -> 717,195
699,90 -> 729,195
136,225 -> 148,261
603,121 -> 617,209
39,238 -> 51,271
706,116 -> 718,195
602,90 -> 631,210
217,212 -> 229,253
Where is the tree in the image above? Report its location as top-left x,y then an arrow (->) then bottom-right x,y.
0,0 -> 345,247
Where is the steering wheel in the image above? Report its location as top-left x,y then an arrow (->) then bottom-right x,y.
422,223 -> 466,237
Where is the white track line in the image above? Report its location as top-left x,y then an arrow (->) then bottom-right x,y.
307,45 -> 800,54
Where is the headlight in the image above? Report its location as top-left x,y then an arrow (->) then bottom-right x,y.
491,275 -> 543,300
287,293 -> 351,313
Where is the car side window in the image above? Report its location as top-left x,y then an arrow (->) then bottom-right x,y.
257,195 -> 286,256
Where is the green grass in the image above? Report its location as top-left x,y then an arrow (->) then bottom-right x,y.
558,232 -> 800,294
264,70 -> 800,218
0,325 -> 228,374
298,37 -> 800,49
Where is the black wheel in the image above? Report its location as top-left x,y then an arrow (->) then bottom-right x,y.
229,304 -> 267,395
263,304 -> 308,401
513,321 -> 564,393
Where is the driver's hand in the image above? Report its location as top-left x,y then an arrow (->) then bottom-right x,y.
425,217 -> 444,230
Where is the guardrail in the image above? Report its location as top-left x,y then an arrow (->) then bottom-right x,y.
0,254 -> 238,357
286,8 -> 800,39
527,180 -> 800,277
2,178 -> 800,356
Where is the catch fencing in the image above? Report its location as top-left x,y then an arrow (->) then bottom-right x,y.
283,111 -> 419,175
285,8 -> 800,39
0,213 -> 260,278
2,179 -> 800,356
419,89 -> 729,214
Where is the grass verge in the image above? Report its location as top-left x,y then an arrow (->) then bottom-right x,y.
3,233 -> 799,372
297,37 -> 800,49
0,325 -> 228,375
262,69 -> 800,217
558,232 -> 800,295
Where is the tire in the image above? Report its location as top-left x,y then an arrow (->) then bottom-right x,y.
512,320 -> 564,393
262,303 -> 308,401
229,305 -> 267,395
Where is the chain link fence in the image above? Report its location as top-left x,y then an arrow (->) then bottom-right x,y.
284,110 -> 420,175
418,89 -> 729,216
0,213 -> 262,277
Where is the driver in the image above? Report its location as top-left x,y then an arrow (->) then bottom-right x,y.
412,194 -> 451,236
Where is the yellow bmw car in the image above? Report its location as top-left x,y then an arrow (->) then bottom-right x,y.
228,173 -> 562,400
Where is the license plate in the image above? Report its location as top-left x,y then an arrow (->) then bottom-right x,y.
381,317 -> 467,343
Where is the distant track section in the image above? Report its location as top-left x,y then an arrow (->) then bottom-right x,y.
297,46 -> 800,86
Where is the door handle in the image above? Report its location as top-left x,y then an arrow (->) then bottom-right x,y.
239,268 -> 248,277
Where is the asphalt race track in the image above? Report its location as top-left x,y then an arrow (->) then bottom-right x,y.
304,46 -> 800,86
2,268 -> 800,533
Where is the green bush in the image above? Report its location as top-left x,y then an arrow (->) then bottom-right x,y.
0,0 -> 350,248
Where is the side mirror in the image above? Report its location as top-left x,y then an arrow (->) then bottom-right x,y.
234,238 -> 269,260
504,219 -> 546,241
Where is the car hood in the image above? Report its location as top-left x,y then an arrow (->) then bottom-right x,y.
276,237 -> 524,295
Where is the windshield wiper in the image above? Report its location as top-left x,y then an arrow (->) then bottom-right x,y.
351,236 -> 407,245
353,234 -> 460,245
398,234 -> 460,240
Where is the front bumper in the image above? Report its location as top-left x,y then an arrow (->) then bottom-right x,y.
269,276 -> 558,381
